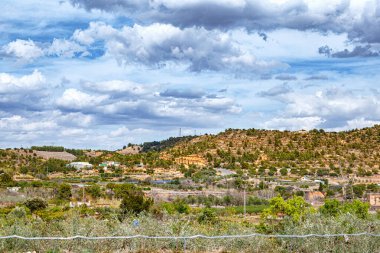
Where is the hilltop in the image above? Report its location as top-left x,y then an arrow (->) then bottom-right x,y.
161,126 -> 380,177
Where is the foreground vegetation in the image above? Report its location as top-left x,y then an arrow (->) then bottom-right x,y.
0,187 -> 379,252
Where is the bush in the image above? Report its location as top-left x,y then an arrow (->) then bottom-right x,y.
262,196 -> 313,222
86,184 -> 102,199
320,199 -> 370,219
24,198 -> 48,212
198,208 -> 217,224
0,171 -> 14,187
119,190 -> 153,218
57,184 -> 72,201
320,199 -> 341,217
172,199 -> 190,214
7,206 -> 29,219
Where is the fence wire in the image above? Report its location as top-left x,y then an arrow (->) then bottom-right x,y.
0,232 -> 379,240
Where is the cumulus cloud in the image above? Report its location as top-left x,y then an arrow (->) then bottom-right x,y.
263,86 -> 380,130
54,77 -> 242,129
263,116 -> 325,130
0,70 -> 50,114
70,0 -> 348,30
82,80 -> 148,95
56,88 -> 108,111
0,115 -> 57,132
2,39 -> 44,61
2,38 -> 88,62
46,39 -> 87,57
0,70 -> 46,93
70,0 -> 380,45
72,22 -> 286,74
343,118 -> 380,130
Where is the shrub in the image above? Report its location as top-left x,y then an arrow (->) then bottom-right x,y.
86,184 -> 102,199
172,199 -> 190,214
0,171 -> 14,186
119,190 -> 153,218
262,196 -> 313,222
57,184 -> 72,201
320,199 -> 341,217
24,198 -> 48,212
320,199 -> 370,219
280,168 -> 288,176
198,208 -> 217,224
342,200 -> 370,219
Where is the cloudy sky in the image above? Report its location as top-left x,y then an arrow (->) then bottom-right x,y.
1,0 -> 380,149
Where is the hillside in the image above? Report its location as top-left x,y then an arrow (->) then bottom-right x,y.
1,126 -> 380,179
162,126 -> 380,177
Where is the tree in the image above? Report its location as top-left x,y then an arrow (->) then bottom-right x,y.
0,170 -> 13,186
172,199 -> 190,214
119,190 -> 153,216
86,184 -> 102,199
115,183 -> 153,218
320,199 -> 369,219
352,184 -> 366,198
24,198 -> 47,212
280,168 -> 288,176
111,183 -> 138,199
262,196 -> 312,222
57,183 -> 72,201
342,200 -> 370,219
198,208 -> 217,224
320,199 -> 341,217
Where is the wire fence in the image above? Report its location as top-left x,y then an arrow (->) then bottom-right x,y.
1,232 -> 380,240
1,232 -> 379,252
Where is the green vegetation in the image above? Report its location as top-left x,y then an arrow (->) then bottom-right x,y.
0,196 -> 378,252
56,184 -> 72,201
141,135 -> 196,152
31,146 -> 65,152
24,198 -> 48,212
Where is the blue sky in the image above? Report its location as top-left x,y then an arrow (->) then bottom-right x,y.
1,0 -> 380,149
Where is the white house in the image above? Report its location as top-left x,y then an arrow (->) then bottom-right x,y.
67,162 -> 93,170
99,161 -> 120,170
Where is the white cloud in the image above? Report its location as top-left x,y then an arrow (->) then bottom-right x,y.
56,88 -> 108,110
260,86 -> 380,130
72,22 -> 286,74
54,111 -> 94,127
61,128 -> 86,136
46,39 -> 87,58
2,39 -> 44,61
72,21 -> 116,45
329,118 -> 380,131
263,116 -> 325,130
0,70 -> 46,93
82,80 -> 149,95
0,115 -> 57,132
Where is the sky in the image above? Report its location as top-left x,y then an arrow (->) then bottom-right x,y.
1,0 -> 380,149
